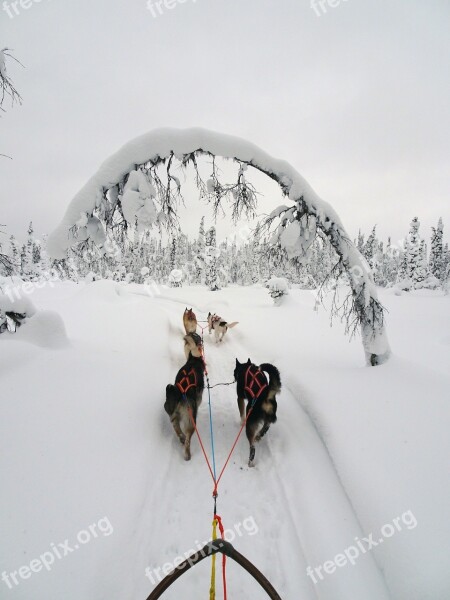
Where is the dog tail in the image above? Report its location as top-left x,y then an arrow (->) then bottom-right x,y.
259,363 -> 281,399
164,384 -> 181,416
227,322 -> 239,329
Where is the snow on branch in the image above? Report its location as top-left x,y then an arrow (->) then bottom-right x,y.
262,195 -> 390,364
0,225 -> 13,275
48,128 -> 391,364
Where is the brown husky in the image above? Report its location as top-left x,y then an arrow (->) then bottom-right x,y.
183,308 -> 198,334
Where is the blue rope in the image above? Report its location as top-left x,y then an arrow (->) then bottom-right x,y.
201,328 -> 217,484
207,384 -> 217,483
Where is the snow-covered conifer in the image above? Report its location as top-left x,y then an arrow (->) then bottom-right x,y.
205,226 -> 220,291
429,218 -> 444,282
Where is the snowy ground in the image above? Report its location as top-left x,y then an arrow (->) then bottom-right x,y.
1,282 -> 449,599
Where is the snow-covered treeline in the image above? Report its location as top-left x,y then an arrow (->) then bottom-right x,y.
357,217 -> 449,291
1,216 -> 449,293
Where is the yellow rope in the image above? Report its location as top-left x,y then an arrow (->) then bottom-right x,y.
209,518 -> 218,600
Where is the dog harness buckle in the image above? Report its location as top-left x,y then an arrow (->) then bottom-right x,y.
244,365 -> 268,400
176,368 -> 198,395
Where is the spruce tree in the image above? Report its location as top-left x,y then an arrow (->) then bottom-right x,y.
195,216 -> 206,284
406,217 -> 421,283
429,217 -> 444,281
205,226 -> 220,291
414,240 -> 429,287
8,235 -> 19,273
363,225 -> 378,269
169,236 -> 182,287
356,229 -> 365,253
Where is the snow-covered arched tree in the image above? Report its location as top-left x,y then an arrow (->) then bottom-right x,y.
47,128 -> 391,365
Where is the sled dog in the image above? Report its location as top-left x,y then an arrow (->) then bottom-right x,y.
234,358 -> 281,467
164,353 -> 205,461
183,308 -> 198,334
207,312 -> 238,343
183,332 -> 203,361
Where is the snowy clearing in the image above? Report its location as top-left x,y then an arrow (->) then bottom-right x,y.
1,283 -> 449,599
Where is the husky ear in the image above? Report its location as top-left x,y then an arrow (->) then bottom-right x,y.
247,358 -> 251,364
236,358 -> 240,366
208,312 -> 211,317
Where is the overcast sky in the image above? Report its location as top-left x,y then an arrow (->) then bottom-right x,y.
1,0 -> 449,246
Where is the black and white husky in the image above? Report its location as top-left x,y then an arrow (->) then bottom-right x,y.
183,332 -> 202,361
234,358 -> 281,467
207,312 -> 238,343
164,353 -> 205,461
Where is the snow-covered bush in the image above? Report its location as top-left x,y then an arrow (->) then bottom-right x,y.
414,274 -> 441,290
168,268 -> 183,287
0,276 -> 36,334
84,271 -> 100,284
266,277 -> 289,306
394,278 -> 413,293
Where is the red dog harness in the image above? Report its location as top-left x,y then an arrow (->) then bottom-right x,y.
244,365 -> 268,400
176,368 -> 198,395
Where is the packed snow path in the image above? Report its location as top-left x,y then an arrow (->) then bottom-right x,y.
128,288 -> 389,600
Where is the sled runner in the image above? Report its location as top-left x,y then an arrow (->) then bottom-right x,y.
146,538 -> 282,600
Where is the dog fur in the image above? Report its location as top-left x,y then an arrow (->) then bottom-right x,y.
183,308 -> 197,335
164,353 -> 205,461
234,358 -> 281,467
183,332 -> 202,361
207,312 -> 238,343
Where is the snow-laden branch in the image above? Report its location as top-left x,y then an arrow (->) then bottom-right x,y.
0,48 -> 23,110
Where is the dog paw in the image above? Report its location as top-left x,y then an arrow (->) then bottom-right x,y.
179,435 -> 186,445
184,453 -> 191,461
248,460 -> 255,468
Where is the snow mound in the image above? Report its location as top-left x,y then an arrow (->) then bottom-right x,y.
266,277 -> 289,293
266,277 -> 290,306
0,276 -> 37,317
14,310 -> 69,349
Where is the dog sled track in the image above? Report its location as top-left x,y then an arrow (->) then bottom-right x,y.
203,333 -> 390,600
262,381 -> 390,600
135,295 -> 389,599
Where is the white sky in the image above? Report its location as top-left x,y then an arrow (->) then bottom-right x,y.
1,0 -> 449,246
